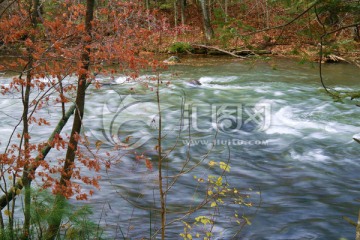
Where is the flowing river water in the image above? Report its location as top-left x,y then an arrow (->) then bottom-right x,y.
1,56 -> 360,239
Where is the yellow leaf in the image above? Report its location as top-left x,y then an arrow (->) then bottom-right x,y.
242,216 -> 252,225
17,178 -> 23,187
207,190 -> 213,196
210,202 -> 217,207
95,140 -> 103,150
4,209 -> 10,216
182,221 -> 191,229
219,162 -> 231,172
215,176 -> 223,186
195,216 -> 212,225
208,160 -> 217,167
16,189 -> 21,195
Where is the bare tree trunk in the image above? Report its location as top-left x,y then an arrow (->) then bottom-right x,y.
174,0 -> 178,28
199,0 -> 214,41
180,0 -> 185,25
208,0 -> 211,20
156,77 -> 166,240
224,0 -> 228,22
354,25 -> 360,42
265,0 -> 269,28
22,68 -> 32,239
44,0 -> 94,239
22,0 -> 40,237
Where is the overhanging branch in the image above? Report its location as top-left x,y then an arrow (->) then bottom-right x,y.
0,82 -> 91,210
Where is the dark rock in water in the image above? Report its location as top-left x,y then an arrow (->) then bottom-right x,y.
188,79 -> 202,86
101,82 -> 114,86
164,56 -> 181,64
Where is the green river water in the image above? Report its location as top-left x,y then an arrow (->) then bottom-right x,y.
1,56 -> 360,239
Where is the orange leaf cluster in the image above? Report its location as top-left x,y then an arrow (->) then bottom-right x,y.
0,0 -> 169,202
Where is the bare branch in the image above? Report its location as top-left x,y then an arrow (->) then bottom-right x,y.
242,0 -> 321,36
0,82 -> 91,210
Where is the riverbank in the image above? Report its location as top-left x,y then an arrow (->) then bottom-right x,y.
155,40 -> 360,67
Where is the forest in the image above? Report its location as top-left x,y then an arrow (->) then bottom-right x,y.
0,0 -> 360,239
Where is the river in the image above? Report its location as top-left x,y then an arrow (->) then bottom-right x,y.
1,56 -> 360,239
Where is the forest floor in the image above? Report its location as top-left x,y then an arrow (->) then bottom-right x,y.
151,3 -> 360,67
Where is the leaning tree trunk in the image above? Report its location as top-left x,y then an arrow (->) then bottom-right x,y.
44,0 -> 95,239
0,83 -> 91,210
199,0 -> 214,41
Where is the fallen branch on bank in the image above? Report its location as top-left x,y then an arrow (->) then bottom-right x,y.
323,54 -> 349,63
353,60 -> 360,68
191,44 -> 247,59
233,49 -> 272,56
